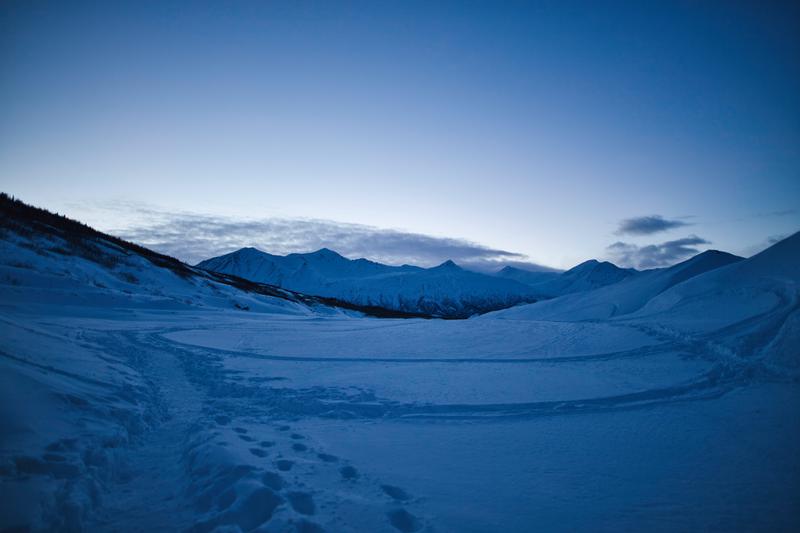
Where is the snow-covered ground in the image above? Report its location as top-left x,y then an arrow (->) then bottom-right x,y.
1,199 -> 798,531
3,304 -> 798,532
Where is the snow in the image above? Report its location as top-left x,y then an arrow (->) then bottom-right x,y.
289,383 -> 799,532
489,249 -> 743,322
197,247 -> 538,317
163,315 -> 657,359
522,259 -> 636,297
1,207 -> 798,532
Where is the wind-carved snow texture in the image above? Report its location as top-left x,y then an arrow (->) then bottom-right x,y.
0,198 -> 798,532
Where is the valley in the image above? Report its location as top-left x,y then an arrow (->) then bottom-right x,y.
1,196 -> 798,532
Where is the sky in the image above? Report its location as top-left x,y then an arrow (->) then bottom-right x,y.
1,0 -> 798,270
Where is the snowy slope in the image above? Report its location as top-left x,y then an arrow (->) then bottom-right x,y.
198,248 -> 539,317
639,232 -> 798,323
0,201 -> 314,317
491,249 -> 743,322
630,232 -> 800,370
0,233 -> 312,316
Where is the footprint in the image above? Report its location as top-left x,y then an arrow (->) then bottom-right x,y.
381,485 -> 411,501
214,415 -> 231,426
276,459 -> 294,472
262,471 -> 285,491
290,433 -> 305,440
216,487 -> 236,511
387,509 -> 421,532
239,435 -> 255,442
287,491 -> 316,515
317,453 -> 338,463
339,465 -> 359,480
45,438 -> 77,452
236,487 -> 283,531
277,425 -> 291,432
233,427 -> 248,434
259,441 -> 276,448
250,448 -> 268,458
14,456 -> 80,479
292,443 -> 308,452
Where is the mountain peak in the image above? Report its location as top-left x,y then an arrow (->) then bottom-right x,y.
238,246 -> 262,254
693,249 -> 739,260
433,259 -> 462,271
566,259 -> 605,274
304,247 -> 346,260
312,247 -> 336,255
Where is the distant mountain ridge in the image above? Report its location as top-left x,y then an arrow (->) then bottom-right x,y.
203,247 -> 422,288
522,259 -> 637,297
197,247 -> 541,317
197,244 -> 745,318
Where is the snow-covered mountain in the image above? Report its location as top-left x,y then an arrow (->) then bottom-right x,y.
197,247 -> 539,317
522,259 -> 637,297
197,247 -> 423,289
490,248 -> 749,322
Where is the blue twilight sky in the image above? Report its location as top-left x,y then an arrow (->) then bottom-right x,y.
1,0 -> 798,270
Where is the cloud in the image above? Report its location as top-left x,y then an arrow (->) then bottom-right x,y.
755,209 -> 797,218
86,202 -> 549,271
615,215 -> 691,236
606,235 -> 710,269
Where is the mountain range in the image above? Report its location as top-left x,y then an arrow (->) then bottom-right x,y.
196,248 -> 540,317
1,192 -> 792,324
195,244 -> 742,318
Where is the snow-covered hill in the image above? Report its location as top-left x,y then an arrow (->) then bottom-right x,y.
631,232 -> 800,370
491,249 -> 744,321
198,247 -> 539,317
639,232 -> 798,322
